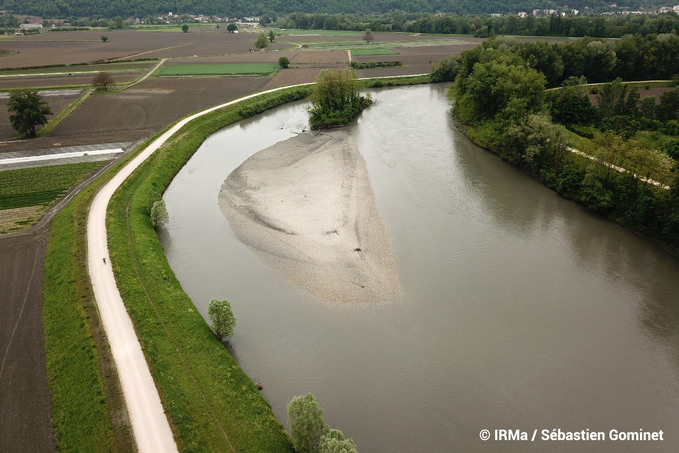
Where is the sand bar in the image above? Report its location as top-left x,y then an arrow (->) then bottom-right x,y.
219,130 -> 398,304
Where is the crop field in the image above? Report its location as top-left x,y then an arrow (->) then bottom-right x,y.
276,29 -> 362,37
0,92 -> 81,140
158,63 -> 280,76
350,47 -> 396,56
0,30 -> 290,68
0,161 -> 104,209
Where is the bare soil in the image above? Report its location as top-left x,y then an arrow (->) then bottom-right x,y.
0,72 -> 142,90
0,231 -> 56,453
0,30 -> 291,68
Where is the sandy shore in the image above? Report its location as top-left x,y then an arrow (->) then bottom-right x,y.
219,130 -> 399,304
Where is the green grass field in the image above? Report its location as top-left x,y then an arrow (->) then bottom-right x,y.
158,63 -> 279,76
350,47 -> 396,56
0,161 -> 104,210
276,29 -> 361,37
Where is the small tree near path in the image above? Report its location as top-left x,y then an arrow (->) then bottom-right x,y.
363,28 -> 374,43
255,32 -> 268,50
181,24 -> 189,33
100,35 -> 108,42
7,89 -> 52,137
278,56 -> 290,68
93,71 -> 114,91
208,299 -> 236,340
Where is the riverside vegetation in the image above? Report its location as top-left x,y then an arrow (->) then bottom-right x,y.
439,35 -> 679,253
43,87 -> 312,451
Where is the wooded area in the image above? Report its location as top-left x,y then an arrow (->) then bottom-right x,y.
2,0 -> 663,20
446,35 -> 679,251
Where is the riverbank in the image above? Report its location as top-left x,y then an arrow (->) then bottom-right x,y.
220,130 -> 398,304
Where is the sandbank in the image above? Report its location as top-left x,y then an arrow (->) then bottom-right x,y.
218,130 -> 399,304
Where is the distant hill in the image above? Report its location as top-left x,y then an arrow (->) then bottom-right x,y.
2,0 -> 666,20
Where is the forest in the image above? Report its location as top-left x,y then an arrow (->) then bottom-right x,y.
442,35 -> 679,251
278,11 -> 679,38
1,0 -> 664,20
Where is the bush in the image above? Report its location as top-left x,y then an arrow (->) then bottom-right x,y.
208,299 -> 236,340
149,199 -> 168,228
278,56 -> 290,68
287,394 -> 326,453
308,68 -> 372,130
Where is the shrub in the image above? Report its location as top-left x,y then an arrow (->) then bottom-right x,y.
149,199 -> 168,228
208,299 -> 236,340
278,56 -> 290,69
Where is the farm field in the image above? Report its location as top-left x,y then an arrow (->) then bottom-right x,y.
0,161 -> 104,210
0,30 -> 291,68
350,47 -> 396,56
158,63 -> 279,76
0,92 -> 81,141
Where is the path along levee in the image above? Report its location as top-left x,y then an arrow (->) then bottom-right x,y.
86,83 -> 311,452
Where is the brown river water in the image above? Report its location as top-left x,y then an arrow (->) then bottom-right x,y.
160,85 -> 679,452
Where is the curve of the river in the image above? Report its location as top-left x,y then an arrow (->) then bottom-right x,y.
161,85 -> 679,452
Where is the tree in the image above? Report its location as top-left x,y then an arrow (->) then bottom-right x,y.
100,35 -> 108,42
278,56 -> 290,68
255,32 -> 268,50
181,24 -> 189,33
93,71 -> 114,91
308,68 -> 372,129
7,89 -> 52,137
268,30 -> 275,43
363,28 -> 374,43
226,23 -> 237,33
208,299 -> 236,340
150,199 -> 169,228
320,429 -> 358,453
287,394 -> 327,453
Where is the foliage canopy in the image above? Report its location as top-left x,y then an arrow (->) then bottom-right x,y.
208,299 -> 236,340
7,89 -> 52,137
308,68 -> 371,129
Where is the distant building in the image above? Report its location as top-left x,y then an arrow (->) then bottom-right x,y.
19,23 -> 42,30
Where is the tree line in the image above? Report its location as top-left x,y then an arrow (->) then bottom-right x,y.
278,11 -> 679,38
2,0 -> 661,20
443,35 -> 679,251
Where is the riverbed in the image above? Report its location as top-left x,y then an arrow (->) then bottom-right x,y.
161,85 -> 679,452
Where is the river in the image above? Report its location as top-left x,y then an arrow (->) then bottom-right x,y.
161,85 -> 679,451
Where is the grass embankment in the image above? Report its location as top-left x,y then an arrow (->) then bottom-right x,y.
43,86 -> 310,452
43,153 -> 146,451
106,86 -> 311,451
158,63 -> 280,77
0,161 -> 104,209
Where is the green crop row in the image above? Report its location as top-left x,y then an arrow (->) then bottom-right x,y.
0,161 -> 104,209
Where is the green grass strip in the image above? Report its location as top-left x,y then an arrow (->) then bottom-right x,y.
0,161 -> 104,209
43,155 -> 141,451
350,47 -> 396,56
158,63 -> 280,77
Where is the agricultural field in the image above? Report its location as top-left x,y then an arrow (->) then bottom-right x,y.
0,161 -> 104,210
350,47 -> 396,56
158,63 -> 280,76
